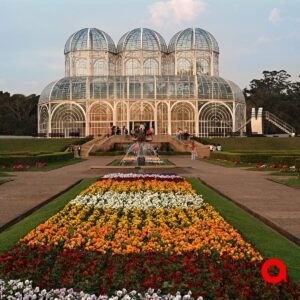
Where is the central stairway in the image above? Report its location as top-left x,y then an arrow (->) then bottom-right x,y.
81,135 -> 210,158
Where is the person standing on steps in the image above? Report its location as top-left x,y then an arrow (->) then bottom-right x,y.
78,145 -> 81,157
190,141 -> 196,160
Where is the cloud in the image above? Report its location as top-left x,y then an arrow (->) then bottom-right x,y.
148,0 -> 206,27
268,8 -> 281,24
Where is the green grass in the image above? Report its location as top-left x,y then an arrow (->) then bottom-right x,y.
199,137 -> 300,152
0,172 -> 13,177
0,158 -> 84,172
271,178 -> 300,189
187,178 -> 300,283
0,179 -> 13,185
0,178 -> 96,253
269,170 -> 300,176
0,138 -> 83,153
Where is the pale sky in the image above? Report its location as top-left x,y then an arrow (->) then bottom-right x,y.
0,0 -> 299,95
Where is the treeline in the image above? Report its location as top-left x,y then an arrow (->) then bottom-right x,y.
0,92 -> 38,135
0,70 -> 299,135
244,70 -> 300,133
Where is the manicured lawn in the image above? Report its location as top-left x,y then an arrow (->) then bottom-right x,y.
271,178 -> 300,189
187,178 -> 300,283
0,138 -> 83,153
0,179 -> 13,186
199,137 -> 300,152
0,158 -> 84,172
0,172 -> 13,177
0,178 -> 96,253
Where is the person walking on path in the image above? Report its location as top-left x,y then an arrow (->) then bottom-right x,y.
77,145 -> 81,157
190,141 -> 196,160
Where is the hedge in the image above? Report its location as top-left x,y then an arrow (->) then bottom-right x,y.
211,151 -> 300,164
0,152 -> 73,166
90,151 -> 125,156
158,151 -> 191,155
296,159 -> 300,170
270,156 -> 300,166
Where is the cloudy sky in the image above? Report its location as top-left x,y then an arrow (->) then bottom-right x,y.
0,0 -> 299,95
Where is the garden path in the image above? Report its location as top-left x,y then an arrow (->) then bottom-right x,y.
169,156 -> 300,245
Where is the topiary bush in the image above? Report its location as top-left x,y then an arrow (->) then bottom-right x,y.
0,152 -> 73,166
296,159 -> 300,170
270,156 -> 300,166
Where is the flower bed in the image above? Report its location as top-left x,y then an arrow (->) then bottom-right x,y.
0,174 -> 299,298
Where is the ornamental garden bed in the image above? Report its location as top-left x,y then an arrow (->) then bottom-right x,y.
0,174 -> 299,298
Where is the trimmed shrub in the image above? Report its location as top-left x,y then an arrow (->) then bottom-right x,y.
90,151 -> 125,156
296,159 -> 300,170
211,151 -> 300,164
270,156 -> 300,166
158,151 -> 191,155
0,152 -> 73,166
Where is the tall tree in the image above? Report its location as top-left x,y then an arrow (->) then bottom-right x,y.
244,70 -> 300,134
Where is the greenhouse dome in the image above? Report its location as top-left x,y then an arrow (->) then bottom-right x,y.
169,28 -> 219,53
117,28 -> 168,53
64,28 -> 116,54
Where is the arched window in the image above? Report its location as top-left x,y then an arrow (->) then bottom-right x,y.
196,59 -> 209,75
51,104 -> 86,137
199,102 -> 232,137
171,102 -> 195,135
157,102 -> 168,135
177,58 -> 192,76
93,59 -> 106,76
125,59 -> 140,76
144,59 -> 159,75
76,59 -> 87,76
89,102 -> 113,136
39,106 -> 49,134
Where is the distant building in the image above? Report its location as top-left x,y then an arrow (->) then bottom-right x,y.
38,27 -> 246,137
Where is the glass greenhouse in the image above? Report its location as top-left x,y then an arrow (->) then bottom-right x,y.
38,27 -> 246,137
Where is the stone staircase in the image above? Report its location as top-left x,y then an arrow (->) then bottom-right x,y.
80,134 -> 210,158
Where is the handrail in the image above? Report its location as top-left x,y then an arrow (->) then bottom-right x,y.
264,111 -> 295,134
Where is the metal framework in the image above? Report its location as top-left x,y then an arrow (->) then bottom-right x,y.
38,27 -> 246,137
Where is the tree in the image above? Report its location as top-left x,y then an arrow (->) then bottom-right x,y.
0,91 -> 39,135
244,70 -> 300,134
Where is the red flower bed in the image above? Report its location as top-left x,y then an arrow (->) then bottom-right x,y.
0,246 -> 299,298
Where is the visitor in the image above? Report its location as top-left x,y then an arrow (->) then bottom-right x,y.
209,145 -> 214,152
153,145 -> 158,157
130,129 -> 135,136
140,123 -> 145,133
77,145 -> 81,157
190,142 -> 196,160
177,128 -> 183,140
124,127 -> 129,135
146,128 -> 153,136
216,144 -> 222,151
183,129 -> 189,140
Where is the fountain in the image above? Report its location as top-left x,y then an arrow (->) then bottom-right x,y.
120,131 -> 163,166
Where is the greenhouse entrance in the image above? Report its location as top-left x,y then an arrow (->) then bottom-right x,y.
129,121 -> 155,132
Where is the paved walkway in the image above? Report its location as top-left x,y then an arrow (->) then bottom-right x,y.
169,156 -> 300,244
0,156 -> 300,246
